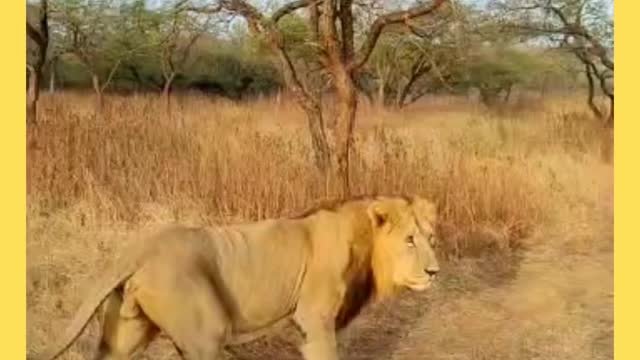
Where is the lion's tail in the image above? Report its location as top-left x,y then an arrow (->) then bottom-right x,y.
31,263 -> 138,360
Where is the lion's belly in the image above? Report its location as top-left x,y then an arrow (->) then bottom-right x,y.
211,227 -> 309,335
224,259 -> 305,333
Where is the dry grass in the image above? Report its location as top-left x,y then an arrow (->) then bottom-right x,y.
27,91 -> 613,360
27,92 -> 606,257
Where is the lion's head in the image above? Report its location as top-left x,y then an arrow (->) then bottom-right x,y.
295,194 -> 440,330
367,196 -> 440,298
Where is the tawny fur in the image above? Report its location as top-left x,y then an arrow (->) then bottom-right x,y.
30,195 -> 440,360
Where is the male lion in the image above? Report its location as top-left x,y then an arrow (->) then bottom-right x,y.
31,195 -> 440,360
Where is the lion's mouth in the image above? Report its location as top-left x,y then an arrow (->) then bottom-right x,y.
406,279 -> 431,291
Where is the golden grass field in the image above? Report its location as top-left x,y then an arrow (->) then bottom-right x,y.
27,92 -> 613,359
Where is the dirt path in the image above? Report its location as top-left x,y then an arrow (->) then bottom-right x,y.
386,171 -> 614,360
388,244 -> 612,360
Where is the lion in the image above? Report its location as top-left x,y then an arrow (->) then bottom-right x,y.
30,195 -> 440,360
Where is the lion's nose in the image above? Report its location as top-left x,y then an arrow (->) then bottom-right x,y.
425,269 -> 439,277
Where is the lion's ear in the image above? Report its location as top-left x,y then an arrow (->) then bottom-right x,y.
367,201 -> 391,228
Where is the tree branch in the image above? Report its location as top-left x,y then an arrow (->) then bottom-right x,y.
583,60 -> 603,119
218,0 -> 316,103
321,0 -> 343,66
100,58 -> 122,92
310,1 -> 320,40
272,0 -> 317,23
184,3 -> 223,14
339,0 -> 355,62
220,0 -> 267,33
27,0 -> 49,73
27,23 -> 45,49
505,2 -> 613,71
352,0 -> 448,70
39,0 -> 49,44
27,1 -> 48,47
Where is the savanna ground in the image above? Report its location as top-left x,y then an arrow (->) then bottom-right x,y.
26,92 -> 613,359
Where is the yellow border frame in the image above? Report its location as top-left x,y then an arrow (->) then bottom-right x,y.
7,0 -> 636,359
614,1 -> 637,360
2,1 -> 26,359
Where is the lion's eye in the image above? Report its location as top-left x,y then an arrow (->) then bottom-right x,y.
406,235 -> 416,247
428,234 -> 437,247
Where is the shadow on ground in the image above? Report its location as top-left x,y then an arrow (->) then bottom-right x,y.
219,253 -> 522,360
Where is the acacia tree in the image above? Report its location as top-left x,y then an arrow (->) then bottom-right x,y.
51,0 -> 145,110
27,0 -> 49,124
140,1 -> 214,110
188,0 -> 450,198
368,10 -> 465,108
492,0 -> 613,127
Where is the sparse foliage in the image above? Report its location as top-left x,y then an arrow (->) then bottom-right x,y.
491,0 -> 613,126
150,1 -> 218,110
367,7 -> 466,108
50,0 -> 151,109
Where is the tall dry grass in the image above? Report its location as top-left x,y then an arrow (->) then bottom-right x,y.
27,92 -> 608,258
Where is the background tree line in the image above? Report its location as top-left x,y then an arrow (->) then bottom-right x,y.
27,0 -> 613,197
27,1 -> 609,105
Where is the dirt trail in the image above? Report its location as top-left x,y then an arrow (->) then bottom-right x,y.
386,171 -> 613,360
388,242 -> 612,360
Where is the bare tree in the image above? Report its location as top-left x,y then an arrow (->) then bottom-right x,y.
570,34 -> 613,126
493,0 -> 613,127
154,3 -> 212,111
368,9 -> 463,108
27,0 -> 49,124
189,0 -> 450,198
50,0 -> 145,110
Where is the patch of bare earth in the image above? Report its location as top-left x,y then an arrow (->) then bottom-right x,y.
389,165 -> 613,360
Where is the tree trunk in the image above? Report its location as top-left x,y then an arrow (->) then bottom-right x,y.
395,84 -> 405,109
396,62 -> 431,109
48,58 -> 56,94
27,66 -> 40,125
162,73 -> 176,113
92,74 -> 103,111
377,79 -> 386,108
584,63 -> 603,120
606,96 -> 614,129
396,81 -> 413,108
26,0 -> 49,124
504,83 -> 513,103
375,64 -> 391,108
302,103 -> 331,173
594,67 -> 614,130
329,71 -> 358,199
48,67 -> 55,93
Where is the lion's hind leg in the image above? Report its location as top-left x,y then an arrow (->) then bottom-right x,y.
95,290 -> 158,360
131,271 -> 229,360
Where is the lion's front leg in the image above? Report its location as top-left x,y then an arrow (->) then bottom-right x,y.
293,283 -> 344,360
294,314 -> 339,360
293,264 -> 346,360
